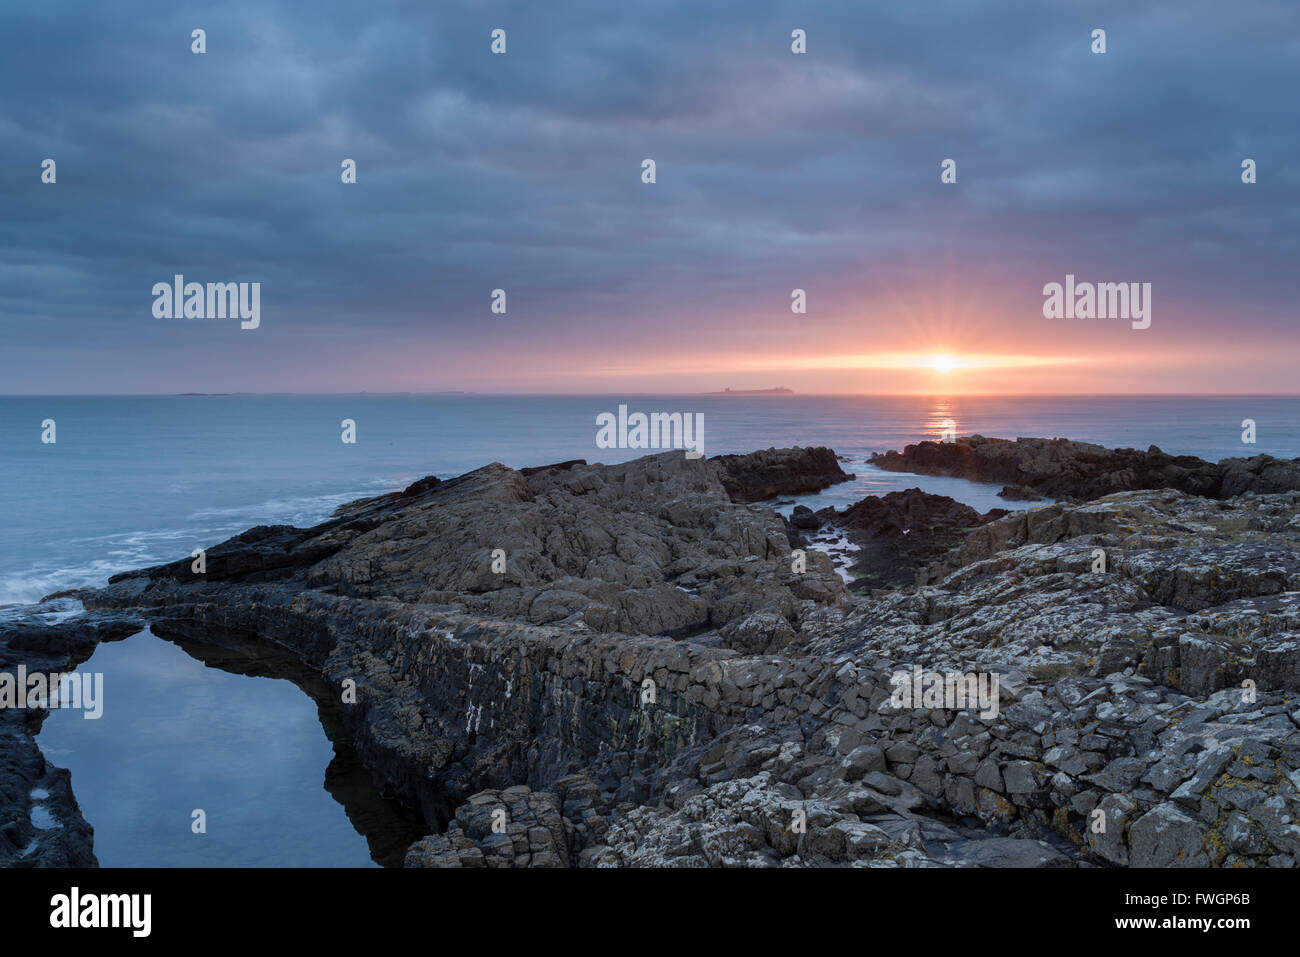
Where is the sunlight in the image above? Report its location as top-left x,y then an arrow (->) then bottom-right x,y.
929,354 -> 958,374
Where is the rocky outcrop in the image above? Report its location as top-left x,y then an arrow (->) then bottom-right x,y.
869,435 -> 1300,502
795,487 -> 1300,867
12,447 -> 1295,869
998,484 -> 1044,502
710,447 -> 853,502
111,453 -> 847,643
1219,454 -> 1300,498
789,489 -> 1006,592
0,607 -> 144,867
404,784 -> 574,867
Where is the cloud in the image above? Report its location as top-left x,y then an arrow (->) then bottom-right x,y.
0,0 -> 1296,391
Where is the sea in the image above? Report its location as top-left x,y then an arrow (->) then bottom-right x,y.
2,394 -> 1296,608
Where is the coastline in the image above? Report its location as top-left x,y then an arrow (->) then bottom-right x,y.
5,437 -> 1300,867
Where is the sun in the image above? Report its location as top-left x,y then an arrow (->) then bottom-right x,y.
928,354 -> 958,373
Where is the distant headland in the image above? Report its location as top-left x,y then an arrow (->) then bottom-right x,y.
702,387 -> 793,395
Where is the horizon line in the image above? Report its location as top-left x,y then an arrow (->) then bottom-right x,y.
1,391 -> 1299,399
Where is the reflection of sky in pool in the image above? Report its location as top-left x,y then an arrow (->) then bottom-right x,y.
39,627 -> 383,867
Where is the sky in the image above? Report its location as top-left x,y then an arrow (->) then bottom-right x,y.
1,0 -> 1297,395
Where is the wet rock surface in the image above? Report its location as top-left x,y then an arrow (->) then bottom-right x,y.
789,488 -> 1007,592
6,442 -> 1299,868
869,435 -> 1300,502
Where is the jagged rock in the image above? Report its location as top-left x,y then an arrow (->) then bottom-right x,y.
998,484 -> 1045,502
869,435 -> 1300,502
1088,793 -> 1138,864
710,447 -> 853,503
107,452 -> 846,642
790,506 -> 822,530
1128,804 -> 1210,867
818,488 -> 1003,591
840,745 -> 887,782
1170,747 -> 1234,808
405,785 -> 572,867
1219,455 -> 1300,497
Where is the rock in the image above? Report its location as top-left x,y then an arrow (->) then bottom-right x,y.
941,837 -> 1072,868
869,435 -> 1300,502
1170,747 -> 1234,808
998,485 -> 1045,502
1088,793 -> 1138,865
710,447 -> 853,503
1129,804 -> 1211,867
974,759 -> 1004,792
828,488 -> 1002,591
1087,757 -> 1147,793
840,745 -> 887,782
407,786 -> 571,868
1219,455 -> 1300,497
1003,761 -> 1040,794
790,506 -> 822,530
55,444 -> 1300,871
1222,811 -> 1269,856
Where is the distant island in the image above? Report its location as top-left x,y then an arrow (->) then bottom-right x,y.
703,387 -> 793,395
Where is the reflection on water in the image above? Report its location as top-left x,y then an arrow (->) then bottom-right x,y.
38,626 -> 427,867
920,395 -> 961,444
924,399 -> 958,443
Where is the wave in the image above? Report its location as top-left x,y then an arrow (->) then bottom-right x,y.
185,481 -> 394,525
0,481 -> 395,607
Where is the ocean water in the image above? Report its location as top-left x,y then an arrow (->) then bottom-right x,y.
1,394 -> 1297,607
35,625 -> 424,867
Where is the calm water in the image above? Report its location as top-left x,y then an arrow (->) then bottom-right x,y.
35,619 -> 426,867
1,394 -> 1296,606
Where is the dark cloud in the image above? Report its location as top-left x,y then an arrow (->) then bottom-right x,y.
0,0 -> 1296,389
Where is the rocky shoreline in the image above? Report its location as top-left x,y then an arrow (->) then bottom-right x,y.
869,434 -> 1300,501
4,439 -> 1300,868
